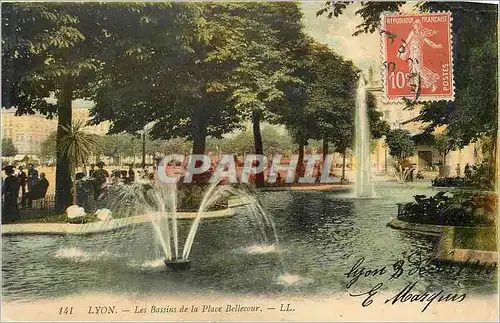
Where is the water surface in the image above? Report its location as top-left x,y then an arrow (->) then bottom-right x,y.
2,182 -> 496,301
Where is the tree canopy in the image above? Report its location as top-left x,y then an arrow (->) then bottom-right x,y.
274,39 -> 388,160
4,3 -> 390,191
386,128 -> 416,162
2,138 -> 18,157
2,3 -> 188,210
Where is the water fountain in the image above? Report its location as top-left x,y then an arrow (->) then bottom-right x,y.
98,180 -> 279,271
354,77 -> 375,198
393,165 -> 411,183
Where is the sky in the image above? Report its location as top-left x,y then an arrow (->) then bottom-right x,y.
300,2 -> 415,78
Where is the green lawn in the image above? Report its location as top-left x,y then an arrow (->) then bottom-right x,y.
453,227 -> 498,252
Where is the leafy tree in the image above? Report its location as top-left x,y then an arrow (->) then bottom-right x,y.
2,3 -> 166,211
89,3 -> 307,187
99,134 -> 136,165
433,132 -> 458,166
270,35 -> 313,166
162,138 -> 192,155
3,3 -> 83,211
386,128 -> 416,162
226,3 -> 306,186
215,126 -> 295,157
305,42 -> 357,160
2,138 -> 18,157
90,3 -> 244,155
278,40 -> 388,179
39,132 -> 57,162
367,92 -> 390,139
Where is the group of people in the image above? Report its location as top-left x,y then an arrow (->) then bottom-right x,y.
2,164 -> 49,220
75,163 -> 147,209
109,166 -> 136,185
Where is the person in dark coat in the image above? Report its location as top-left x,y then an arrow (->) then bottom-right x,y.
23,172 -> 49,208
17,166 -> 28,206
27,164 -> 39,191
89,163 -> 96,178
75,172 -> 90,210
464,163 -> 472,180
2,166 -> 21,222
93,162 -> 109,199
128,165 -> 135,182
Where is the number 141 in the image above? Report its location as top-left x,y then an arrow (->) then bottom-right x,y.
58,306 -> 73,315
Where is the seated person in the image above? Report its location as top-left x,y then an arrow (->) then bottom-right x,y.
120,170 -> 129,183
23,172 -> 49,208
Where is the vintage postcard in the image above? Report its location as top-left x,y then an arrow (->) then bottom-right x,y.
1,1 -> 498,322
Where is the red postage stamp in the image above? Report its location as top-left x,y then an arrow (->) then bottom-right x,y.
381,12 -> 454,102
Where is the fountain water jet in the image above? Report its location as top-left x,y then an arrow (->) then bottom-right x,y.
98,180 -> 280,271
393,165 -> 411,183
354,77 -> 375,198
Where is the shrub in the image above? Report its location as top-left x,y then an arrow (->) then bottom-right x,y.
469,161 -> 495,190
177,183 -> 228,211
431,177 -> 471,187
398,191 -> 496,227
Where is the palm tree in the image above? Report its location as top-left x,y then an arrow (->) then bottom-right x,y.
59,119 -> 100,205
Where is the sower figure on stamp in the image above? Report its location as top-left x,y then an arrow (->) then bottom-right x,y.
397,19 -> 442,92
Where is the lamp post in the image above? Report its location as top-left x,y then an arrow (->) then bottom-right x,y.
132,136 -> 135,168
141,121 -> 156,170
142,130 -> 146,169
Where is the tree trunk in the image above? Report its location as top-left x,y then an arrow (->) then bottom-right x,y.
142,131 -> 146,169
191,112 -> 207,155
298,139 -> 305,163
82,156 -> 87,176
439,152 -> 451,177
252,109 -> 264,187
342,151 -> 346,180
191,135 -> 206,154
72,178 -> 77,205
55,80 -> 73,213
322,138 -> 328,161
489,134 -> 497,189
296,137 -> 305,182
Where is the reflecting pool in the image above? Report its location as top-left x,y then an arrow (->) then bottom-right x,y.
2,182 -> 496,301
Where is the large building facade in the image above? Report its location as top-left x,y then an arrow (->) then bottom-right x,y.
2,99 -> 109,157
